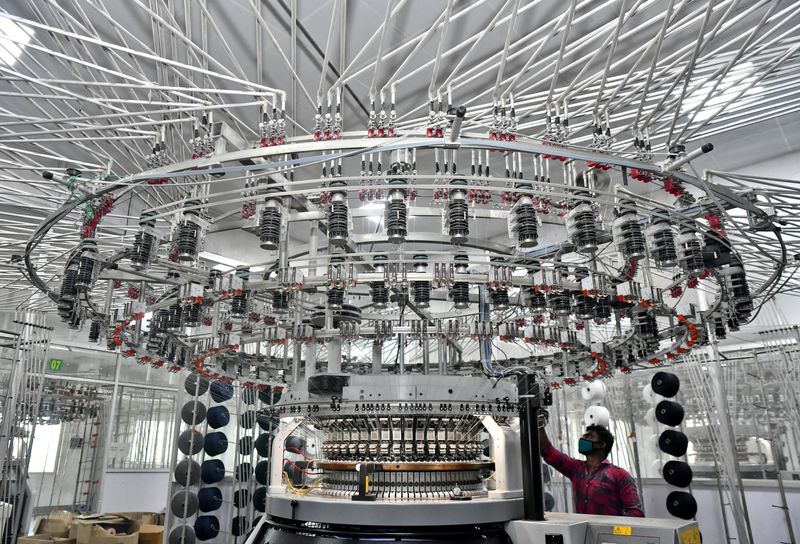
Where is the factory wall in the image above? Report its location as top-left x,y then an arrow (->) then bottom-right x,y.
97,470 -> 171,513
550,476 -> 799,543
642,478 -> 800,544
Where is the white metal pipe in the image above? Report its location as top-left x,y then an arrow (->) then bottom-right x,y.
328,337 -> 342,374
371,342 -> 382,375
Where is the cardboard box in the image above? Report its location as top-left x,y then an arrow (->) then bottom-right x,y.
19,535 -> 75,544
137,524 -> 163,544
69,516 -> 140,544
46,511 -> 74,526
34,519 -> 70,538
110,513 -> 163,526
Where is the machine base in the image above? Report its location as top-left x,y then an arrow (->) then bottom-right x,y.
506,512 -> 701,543
267,492 -> 523,526
262,517 -> 510,543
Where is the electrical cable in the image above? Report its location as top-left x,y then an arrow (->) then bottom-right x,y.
283,458 -> 322,475
428,0 -> 456,102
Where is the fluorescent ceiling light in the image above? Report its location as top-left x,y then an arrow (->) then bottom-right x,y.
681,61 -> 764,122
200,251 -> 248,268
0,15 -> 33,67
362,201 -> 384,223
49,345 -> 100,355
200,252 -> 265,273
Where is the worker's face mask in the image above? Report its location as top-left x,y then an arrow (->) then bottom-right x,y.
578,437 -> 600,455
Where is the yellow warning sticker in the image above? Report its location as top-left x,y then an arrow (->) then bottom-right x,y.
612,526 -> 632,536
680,527 -> 702,544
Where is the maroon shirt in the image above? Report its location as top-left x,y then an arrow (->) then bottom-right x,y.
543,444 -> 644,517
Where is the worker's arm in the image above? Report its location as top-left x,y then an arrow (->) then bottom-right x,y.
538,415 -> 581,479
538,425 -> 552,452
618,473 -> 645,517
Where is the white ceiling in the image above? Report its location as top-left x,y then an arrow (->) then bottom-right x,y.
0,0 -> 799,309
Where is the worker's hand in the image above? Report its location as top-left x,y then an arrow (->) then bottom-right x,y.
537,408 -> 549,429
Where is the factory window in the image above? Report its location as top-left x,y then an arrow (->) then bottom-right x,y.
27,423 -> 61,473
109,386 -> 176,470
681,61 -> 764,122
0,14 -> 33,66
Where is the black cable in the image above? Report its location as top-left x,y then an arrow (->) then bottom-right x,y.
273,0 -> 371,119
738,228 -> 788,325
393,303 -> 406,372
748,264 -> 797,324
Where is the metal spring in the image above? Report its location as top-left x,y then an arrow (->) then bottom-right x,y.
729,270 -> 750,301
208,268 -> 222,289
176,221 -> 200,261
177,347 -> 190,367
385,199 -> 408,242
566,205 -> 597,252
371,282 -> 389,308
595,295 -> 612,320
88,319 -> 102,343
146,334 -> 164,353
615,217 -> 645,259
328,201 -> 349,242
75,255 -> 97,292
448,198 -> 469,243
231,291 -> 249,317
168,342 -> 177,362
612,347 -> 627,368
634,341 -> 655,359
680,238 -> 704,274
650,227 -> 677,267
130,231 -> 156,270
57,300 -> 74,322
259,207 -> 282,250
727,313 -> 740,333
528,289 -> 547,312
714,316 -> 727,339
735,299 -> 753,322
729,270 -> 753,320
514,204 -> 538,247
167,302 -> 183,329
67,310 -> 82,330
158,338 -> 171,358
413,281 -> 431,308
184,302 -> 201,327
548,291 -> 571,316
632,309 -> 657,339
60,267 -> 78,301
152,308 -> 169,336
490,288 -> 509,309
328,287 -> 344,308
450,282 -> 470,308
273,291 -> 291,312
574,295 -> 596,320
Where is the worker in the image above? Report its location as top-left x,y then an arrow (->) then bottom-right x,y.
539,423 -> 644,517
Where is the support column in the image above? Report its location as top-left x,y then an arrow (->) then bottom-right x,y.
328,338 -> 342,374
422,337 -> 430,375
305,341 -> 317,379
371,342 -> 382,375
292,342 -> 302,384
517,373 -> 545,521
438,338 -> 447,375
397,334 -> 405,375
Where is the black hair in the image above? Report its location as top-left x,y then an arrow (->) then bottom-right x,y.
585,424 -> 614,458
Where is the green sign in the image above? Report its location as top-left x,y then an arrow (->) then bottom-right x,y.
49,358 -> 63,372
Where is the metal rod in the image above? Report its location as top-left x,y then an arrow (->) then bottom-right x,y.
372,341 -> 382,375
517,373 -> 545,521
